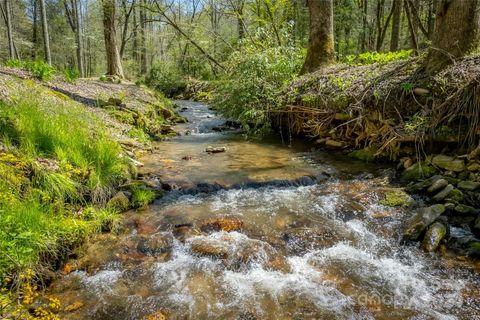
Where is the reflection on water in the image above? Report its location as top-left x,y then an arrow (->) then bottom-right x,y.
47,101 -> 480,320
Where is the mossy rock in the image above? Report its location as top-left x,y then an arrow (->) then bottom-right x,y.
444,188 -> 464,204
380,188 -> 414,207
107,191 -> 130,212
402,162 -> 437,181
108,110 -> 136,125
349,147 -> 378,163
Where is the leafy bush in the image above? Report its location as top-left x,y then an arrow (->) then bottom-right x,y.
62,68 -> 80,84
212,46 -> 304,133
25,60 -> 56,80
4,59 -> 56,80
345,50 -> 412,65
145,62 -> 186,96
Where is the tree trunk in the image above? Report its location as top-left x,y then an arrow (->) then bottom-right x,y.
426,0 -> 480,74
360,0 -> 368,52
73,0 -> 84,77
132,3 -> 138,63
32,0 -> 38,59
300,0 -> 334,74
3,0 -> 15,59
390,0 -> 402,51
38,0 -> 51,64
140,0 -> 147,74
404,0 -> 418,52
427,0 -> 438,38
102,0 -> 124,78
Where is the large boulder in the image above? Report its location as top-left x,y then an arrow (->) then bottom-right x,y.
422,222 -> 447,252
432,155 -> 465,172
403,204 -> 446,240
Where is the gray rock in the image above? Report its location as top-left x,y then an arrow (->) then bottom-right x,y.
432,155 -> 465,172
457,181 -> 480,191
406,175 -> 442,193
427,178 -> 448,193
432,184 -> 454,202
404,204 -> 446,240
422,222 -> 447,252
325,140 -> 344,148
474,217 -> 480,237
454,204 -> 479,215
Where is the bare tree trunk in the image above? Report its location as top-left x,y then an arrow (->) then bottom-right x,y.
119,0 -> 135,59
31,0 -> 38,59
427,0 -> 438,38
102,0 -> 124,78
140,0 -> 147,74
390,0 -> 402,51
404,0 -> 418,52
38,0 -> 51,64
300,0 -> 334,74
360,0 -> 368,52
74,0 -> 84,77
3,0 -> 16,59
375,0 -> 395,52
426,0 -> 480,74
132,2 -> 138,63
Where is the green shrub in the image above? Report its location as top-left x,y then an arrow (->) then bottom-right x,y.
4,59 -> 56,81
145,62 -> 186,96
24,60 -> 56,80
62,68 -> 80,84
212,46 -> 304,133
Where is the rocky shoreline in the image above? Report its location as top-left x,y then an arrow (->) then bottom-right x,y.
399,154 -> 480,257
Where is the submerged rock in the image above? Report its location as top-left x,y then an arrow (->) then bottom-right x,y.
136,233 -> 173,256
205,146 -> 227,153
432,155 -> 465,172
454,204 -> 479,215
422,222 -> 447,252
200,216 -> 243,233
403,204 -> 446,240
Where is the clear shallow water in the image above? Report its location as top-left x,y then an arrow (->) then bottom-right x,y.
47,101 -> 480,319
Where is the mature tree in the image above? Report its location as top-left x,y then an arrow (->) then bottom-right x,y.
300,0 -> 334,74
102,0 -> 124,78
65,0 -> 85,77
38,0 -> 51,64
1,0 -> 16,59
426,0 -> 480,74
390,0 -> 402,51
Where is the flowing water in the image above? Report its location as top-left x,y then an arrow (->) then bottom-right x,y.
48,101 -> 480,319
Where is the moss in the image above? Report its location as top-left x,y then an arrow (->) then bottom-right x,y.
402,162 -> 437,181
380,189 -> 414,207
444,189 -> 464,204
49,89 -> 71,101
107,109 -> 136,125
349,147 -> 377,163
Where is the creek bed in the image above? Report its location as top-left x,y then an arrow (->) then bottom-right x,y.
47,101 -> 480,319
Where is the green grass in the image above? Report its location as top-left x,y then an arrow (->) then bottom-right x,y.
131,186 -> 156,208
0,87 -> 130,279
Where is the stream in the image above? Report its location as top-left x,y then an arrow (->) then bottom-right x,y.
48,101 -> 480,319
